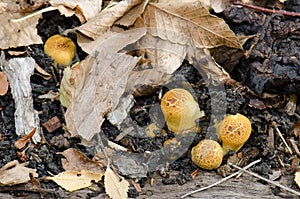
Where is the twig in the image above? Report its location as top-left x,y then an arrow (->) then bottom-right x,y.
289,138 -> 300,157
180,159 -> 261,198
10,6 -> 57,23
230,163 -> 300,196
272,122 -> 293,155
234,1 -> 300,17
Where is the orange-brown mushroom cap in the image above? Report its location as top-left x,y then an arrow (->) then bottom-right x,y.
191,139 -> 223,170
44,34 -> 76,67
216,113 -> 251,154
160,88 -> 201,133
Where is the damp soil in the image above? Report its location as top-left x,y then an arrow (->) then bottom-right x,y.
1,2 -> 300,199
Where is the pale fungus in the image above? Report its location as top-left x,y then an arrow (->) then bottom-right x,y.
216,113 -> 252,154
191,139 -> 223,170
44,34 -> 76,67
160,88 -> 202,133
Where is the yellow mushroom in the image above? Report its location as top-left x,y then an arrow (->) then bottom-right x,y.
160,88 -> 202,133
44,34 -> 76,67
216,113 -> 252,154
191,139 -> 223,170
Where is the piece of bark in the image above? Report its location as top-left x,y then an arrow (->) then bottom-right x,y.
2,56 -> 41,143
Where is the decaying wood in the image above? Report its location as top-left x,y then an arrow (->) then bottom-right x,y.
137,171 -> 296,199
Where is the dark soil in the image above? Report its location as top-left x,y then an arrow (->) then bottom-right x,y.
1,1 -> 300,198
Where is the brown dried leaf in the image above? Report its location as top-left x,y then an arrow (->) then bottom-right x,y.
65,51 -> 140,141
0,160 -> 38,186
0,0 -> 42,49
76,0 -> 142,40
49,0 -> 102,22
293,120 -> 300,138
141,1 -> 241,49
115,0 -> 149,27
77,28 -> 146,55
104,166 -> 129,199
44,170 -> 102,192
0,72 -> 9,96
60,148 -> 104,174
14,128 -> 36,149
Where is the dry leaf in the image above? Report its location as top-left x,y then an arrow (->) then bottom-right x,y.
295,170 -> 300,188
65,51 -> 140,141
76,0 -> 142,40
104,166 -> 129,199
0,160 -> 38,186
0,0 -> 42,49
49,0 -> 102,22
34,63 -> 52,80
141,1 -> 241,49
44,170 -> 102,192
198,0 -> 231,13
60,148 -> 104,174
60,58 -> 93,108
77,28 -> 146,55
115,0 -> 149,27
0,72 -> 8,96
14,127 -> 36,149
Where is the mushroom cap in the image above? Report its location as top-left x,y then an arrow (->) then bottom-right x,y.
160,88 -> 201,133
44,34 -> 76,67
217,113 -> 251,153
191,139 -> 223,170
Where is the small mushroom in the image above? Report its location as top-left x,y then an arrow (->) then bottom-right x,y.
216,113 -> 252,154
44,34 -> 76,67
160,88 -> 202,133
191,139 -> 223,170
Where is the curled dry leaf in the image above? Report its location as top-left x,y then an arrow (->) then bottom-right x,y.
50,0 -> 102,22
0,72 -> 9,96
76,0 -> 142,40
104,166 -> 129,199
34,63 -> 52,80
44,170 -> 102,192
14,127 -> 37,149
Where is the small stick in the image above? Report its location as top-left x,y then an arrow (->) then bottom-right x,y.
234,1 -> 300,17
272,122 -> 293,154
230,163 -> 300,196
289,138 -> 300,157
10,6 -> 57,23
180,159 -> 261,198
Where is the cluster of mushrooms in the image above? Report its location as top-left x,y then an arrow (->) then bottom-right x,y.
43,34 -> 252,170
161,88 -> 252,170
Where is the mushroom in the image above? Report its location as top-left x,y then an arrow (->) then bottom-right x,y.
160,88 -> 202,133
44,34 -> 76,67
191,139 -> 223,170
216,113 -> 252,154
